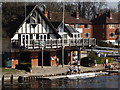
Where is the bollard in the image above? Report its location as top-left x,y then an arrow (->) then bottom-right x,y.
18,76 -> 23,83
10,75 -> 13,84
2,75 -> 4,87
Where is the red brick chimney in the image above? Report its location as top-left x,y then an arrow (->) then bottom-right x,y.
76,12 -> 79,19
94,15 -> 97,18
44,10 -> 51,19
44,10 -> 48,18
94,14 -> 100,19
108,11 -> 112,19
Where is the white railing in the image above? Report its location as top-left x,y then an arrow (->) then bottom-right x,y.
11,38 -> 96,49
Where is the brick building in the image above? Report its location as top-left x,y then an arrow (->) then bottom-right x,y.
44,11 -> 93,38
91,11 -> 120,45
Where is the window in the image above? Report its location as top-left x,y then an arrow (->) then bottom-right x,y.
84,33 -> 90,38
36,34 -> 39,39
84,24 -> 89,28
64,34 -> 67,38
26,35 -> 28,39
109,24 -> 115,29
40,35 -> 43,39
30,34 -> 33,39
47,34 -> 50,39
44,35 -> 46,39
109,32 -> 115,38
18,34 -> 21,39
75,24 -> 79,28
74,34 -> 77,38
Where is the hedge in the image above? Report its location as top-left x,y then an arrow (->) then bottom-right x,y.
95,57 -> 114,64
81,57 -> 114,66
16,63 -> 31,72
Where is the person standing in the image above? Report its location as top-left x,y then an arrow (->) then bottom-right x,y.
77,63 -> 81,74
56,58 -> 59,67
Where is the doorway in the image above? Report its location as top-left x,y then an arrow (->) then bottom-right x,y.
38,51 -> 50,66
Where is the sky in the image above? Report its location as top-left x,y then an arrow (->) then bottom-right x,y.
107,2 -> 118,9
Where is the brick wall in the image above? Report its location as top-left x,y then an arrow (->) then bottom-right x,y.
11,59 -> 18,68
66,51 -> 73,64
106,24 -> 118,40
69,24 -> 93,38
31,52 -> 38,67
50,51 -> 57,66
80,24 -> 93,38
31,59 -> 38,68
93,24 -> 106,40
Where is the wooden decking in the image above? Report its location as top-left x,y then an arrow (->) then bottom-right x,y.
11,38 -> 96,49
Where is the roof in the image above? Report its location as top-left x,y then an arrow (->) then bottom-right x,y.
65,25 -> 79,33
91,11 -> 120,24
3,5 -> 61,38
49,12 -> 91,24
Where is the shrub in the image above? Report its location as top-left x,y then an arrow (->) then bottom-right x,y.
81,51 -> 114,66
88,51 -> 97,59
16,63 -> 31,72
81,57 -> 94,67
95,57 -> 114,64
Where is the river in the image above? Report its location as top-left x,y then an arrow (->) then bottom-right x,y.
2,73 -> 120,89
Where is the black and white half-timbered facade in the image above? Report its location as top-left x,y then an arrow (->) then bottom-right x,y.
8,5 -> 96,68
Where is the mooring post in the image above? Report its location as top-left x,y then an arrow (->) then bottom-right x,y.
2,75 -> 4,86
18,76 -> 23,83
10,75 -> 13,84
41,47 -> 44,68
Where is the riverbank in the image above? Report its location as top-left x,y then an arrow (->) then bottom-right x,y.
2,65 -> 108,81
2,64 -> 120,81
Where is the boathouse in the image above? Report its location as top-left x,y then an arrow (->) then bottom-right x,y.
3,4 -> 96,68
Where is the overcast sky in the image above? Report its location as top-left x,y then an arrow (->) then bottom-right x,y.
107,2 -> 118,9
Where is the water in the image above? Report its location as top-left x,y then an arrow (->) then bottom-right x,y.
2,73 -> 120,89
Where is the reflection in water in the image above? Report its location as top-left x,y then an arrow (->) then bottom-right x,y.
3,74 -> 120,89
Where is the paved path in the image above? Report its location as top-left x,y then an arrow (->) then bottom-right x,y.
30,65 -> 106,76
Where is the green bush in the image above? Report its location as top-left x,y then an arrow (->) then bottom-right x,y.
81,57 -> 94,67
16,63 -> 31,72
81,51 -> 114,66
95,57 -> 114,64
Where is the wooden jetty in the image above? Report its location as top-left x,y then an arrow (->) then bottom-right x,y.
36,72 -> 109,80
106,70 -> 120,73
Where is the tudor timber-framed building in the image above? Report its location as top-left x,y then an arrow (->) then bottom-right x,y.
3,5 -> 96,68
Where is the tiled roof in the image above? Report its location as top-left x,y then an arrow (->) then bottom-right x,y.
106,12 -> 120,24
49,12 -> 91,24
91,11 -> 120,24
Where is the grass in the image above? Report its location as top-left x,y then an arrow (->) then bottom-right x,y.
2,68 -> 19,72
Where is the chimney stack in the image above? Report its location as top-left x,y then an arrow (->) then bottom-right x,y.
44,10 -> 48,18
107,10 -> 112,19
94,15 -> 97,18
76,12 -> 79,19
